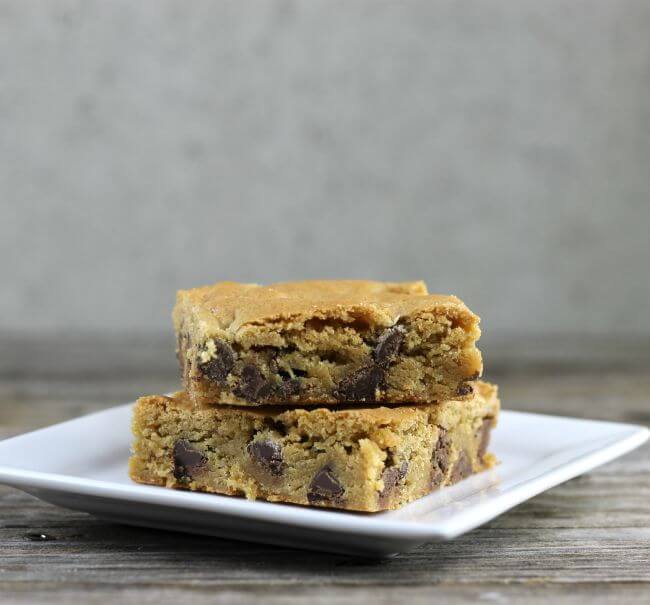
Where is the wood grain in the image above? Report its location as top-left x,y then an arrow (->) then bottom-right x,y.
0,337 -> 648,604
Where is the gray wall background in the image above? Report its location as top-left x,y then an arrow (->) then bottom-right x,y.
2,1 -> 650,345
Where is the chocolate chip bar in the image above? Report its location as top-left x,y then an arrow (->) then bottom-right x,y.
174,280 -> 482,406
129,382 -> 498,512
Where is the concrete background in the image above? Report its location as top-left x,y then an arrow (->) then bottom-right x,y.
2,0 -> 649,345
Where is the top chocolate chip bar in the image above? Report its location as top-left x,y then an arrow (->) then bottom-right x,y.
174,280 -> 482,406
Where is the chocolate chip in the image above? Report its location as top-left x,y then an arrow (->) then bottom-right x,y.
307,466 -> 345,505
247,439 -> 284,476
276,377 -> 302,398
450,451 -> 472,483
335,366 -> 384,401
379,467 -> 401,504
263,418 -> 288,437
378,461 -> 409,506
456,382 -> 474,397
234,364 -> 273,401
199,339 -> 235,384
436,430 -> 451,474
373,325 -> 405,365
430,468 -> 444,488
431,430 -> 451,488
279,367 -> 307,379
477,418 -> 493,458
173,440 -> 207,482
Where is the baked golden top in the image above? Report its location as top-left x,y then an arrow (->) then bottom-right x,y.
174,280 -> 477,334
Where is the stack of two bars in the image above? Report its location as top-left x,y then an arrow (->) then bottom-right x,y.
130,280 -> 500,512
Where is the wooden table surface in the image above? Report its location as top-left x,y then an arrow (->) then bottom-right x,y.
0,337 -> 648,604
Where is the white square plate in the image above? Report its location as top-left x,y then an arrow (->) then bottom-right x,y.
0,404 -> 646,557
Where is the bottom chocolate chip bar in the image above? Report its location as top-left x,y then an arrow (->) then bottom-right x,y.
129,382 -> 499,512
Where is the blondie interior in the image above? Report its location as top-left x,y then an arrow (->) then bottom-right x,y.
174,280 -> 482,406
129,382 -> 498,512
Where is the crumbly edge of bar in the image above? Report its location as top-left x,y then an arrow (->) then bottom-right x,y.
129,386 -> 498,512
175,306 -> 482,405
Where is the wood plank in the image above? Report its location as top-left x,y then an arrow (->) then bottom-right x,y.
1,583 -> 650,605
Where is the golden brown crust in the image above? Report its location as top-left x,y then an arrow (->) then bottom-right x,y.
173,279 -> 473,334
